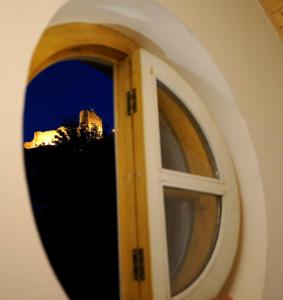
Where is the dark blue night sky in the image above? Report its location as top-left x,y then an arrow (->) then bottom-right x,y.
24,60 -> 113,142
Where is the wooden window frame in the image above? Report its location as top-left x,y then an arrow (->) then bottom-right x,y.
28,22 -> 151,300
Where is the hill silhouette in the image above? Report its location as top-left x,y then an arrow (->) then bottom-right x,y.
24,125 -> 119,299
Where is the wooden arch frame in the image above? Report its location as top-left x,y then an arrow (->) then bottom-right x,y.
28,22 -> 139,81
27,22 -> 152,300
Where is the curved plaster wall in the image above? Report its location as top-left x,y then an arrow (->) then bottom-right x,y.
0,0 -> 271,299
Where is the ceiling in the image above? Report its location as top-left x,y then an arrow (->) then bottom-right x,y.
260,0 -> 283,42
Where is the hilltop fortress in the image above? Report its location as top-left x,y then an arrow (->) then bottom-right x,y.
24,109 -> 103,149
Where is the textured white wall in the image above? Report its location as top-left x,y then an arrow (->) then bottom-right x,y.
0,0 -> 281,299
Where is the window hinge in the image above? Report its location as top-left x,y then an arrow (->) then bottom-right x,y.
133,248 -> 145,281
127,88 -> 137,116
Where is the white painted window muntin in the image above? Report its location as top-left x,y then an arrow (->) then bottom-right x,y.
139,49 -> 240,300
160,170 -> 226,196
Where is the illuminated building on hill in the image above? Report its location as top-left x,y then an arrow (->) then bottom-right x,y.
79,109 -> 103,133
24,109 -> 103,149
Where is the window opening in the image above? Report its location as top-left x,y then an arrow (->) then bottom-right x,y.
23,23 -> 240,299
23,59 -> 120,299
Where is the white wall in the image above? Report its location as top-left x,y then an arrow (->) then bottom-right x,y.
0,1 -> 69,299
0,0 -> 282,299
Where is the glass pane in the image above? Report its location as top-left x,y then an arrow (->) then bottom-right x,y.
23,60 -> 119,299
158,82 -> 218,178
164,187 -> 221,295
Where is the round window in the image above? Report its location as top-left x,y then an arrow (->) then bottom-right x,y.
140,49 -> 240,299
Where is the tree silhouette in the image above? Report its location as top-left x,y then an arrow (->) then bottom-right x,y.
53,122 -> 102,153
